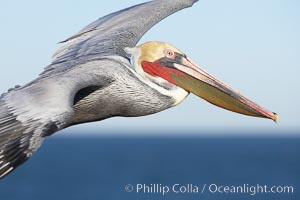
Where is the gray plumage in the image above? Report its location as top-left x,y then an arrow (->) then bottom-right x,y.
0,0 -> 198,178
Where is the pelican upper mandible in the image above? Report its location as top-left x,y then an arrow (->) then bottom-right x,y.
0,0 -> 277,179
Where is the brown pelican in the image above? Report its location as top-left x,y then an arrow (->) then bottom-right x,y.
0,0 -> 277,179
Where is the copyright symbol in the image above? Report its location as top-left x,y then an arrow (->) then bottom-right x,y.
125,184 -> 134,192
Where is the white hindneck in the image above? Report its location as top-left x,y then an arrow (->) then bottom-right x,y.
124,47 -> 189,106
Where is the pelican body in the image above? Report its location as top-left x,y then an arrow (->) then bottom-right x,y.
0,0 -> 277,179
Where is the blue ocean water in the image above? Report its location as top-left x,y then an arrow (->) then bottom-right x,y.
0,132 -> 299,200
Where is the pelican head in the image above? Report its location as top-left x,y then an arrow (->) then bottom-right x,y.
125,41 -> 278,122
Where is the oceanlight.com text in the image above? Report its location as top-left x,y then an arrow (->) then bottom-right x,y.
208,183 -> 294,196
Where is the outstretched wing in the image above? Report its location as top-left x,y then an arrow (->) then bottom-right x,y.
41,0 -> 198,77
0,57 -> 117,179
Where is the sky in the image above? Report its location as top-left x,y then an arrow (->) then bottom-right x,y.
0,0 -> 299,135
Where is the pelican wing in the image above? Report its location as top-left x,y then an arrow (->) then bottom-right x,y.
0,58 -> 118,179
41,0 -> 198,77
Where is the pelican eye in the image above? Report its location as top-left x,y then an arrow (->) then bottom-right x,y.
164,49 -> 175,58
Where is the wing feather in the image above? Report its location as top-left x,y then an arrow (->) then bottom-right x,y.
0,98 -> 45,178
41,0 -> 198,77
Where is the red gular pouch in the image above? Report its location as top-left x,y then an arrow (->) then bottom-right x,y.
141,60 -> 189,86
